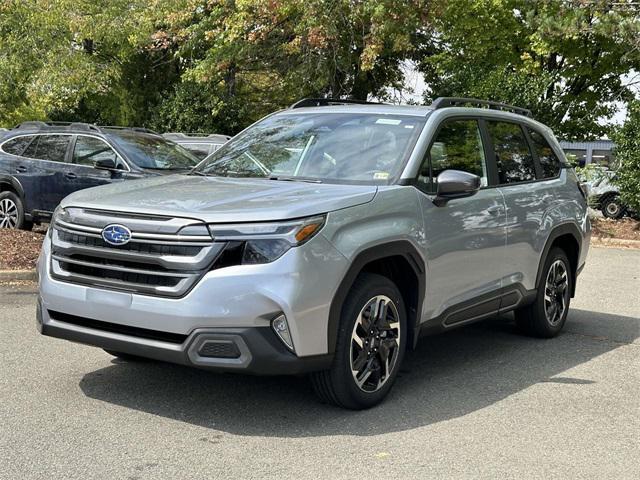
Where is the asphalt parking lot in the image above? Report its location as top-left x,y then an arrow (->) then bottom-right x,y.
1,247 -> 638,479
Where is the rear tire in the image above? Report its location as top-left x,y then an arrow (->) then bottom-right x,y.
601,195 -> 625,219
310,273 -> 407,409
515,247 -> 572,338
0,191 -> 29,230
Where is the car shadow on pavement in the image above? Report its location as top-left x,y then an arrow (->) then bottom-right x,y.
79,309 -> 638,438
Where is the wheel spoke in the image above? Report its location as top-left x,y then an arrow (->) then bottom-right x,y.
355,359 -> 374,387
352,348 -> 368,372
360,303 -> 374,332
349,294 -> 401,393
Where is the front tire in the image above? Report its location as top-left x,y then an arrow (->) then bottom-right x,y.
310,273 -> 407,409
0,191 -> 30,230
515,247 -> 572,338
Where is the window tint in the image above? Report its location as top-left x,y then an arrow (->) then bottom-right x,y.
22,136 -> 40,158
23,135 -> 71,162
73,136 -> 118,166
487,121 -> 536,184
108,131 -> 200,170
2,136 -> 34,156
527,129 -> 561,178
418,119 -> 487,193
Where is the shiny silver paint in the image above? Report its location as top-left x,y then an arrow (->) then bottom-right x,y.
38,105 -> 590,365
60,175 -> 377,223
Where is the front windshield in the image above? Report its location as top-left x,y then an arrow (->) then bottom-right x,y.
194,112 -> 425,183
107,131 -> 200,170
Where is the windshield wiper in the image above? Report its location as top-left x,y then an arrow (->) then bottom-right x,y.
188,170 -> 211,176
268,175 -> 322,184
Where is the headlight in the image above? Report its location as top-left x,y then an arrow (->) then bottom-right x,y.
52,206 -> 70,225
209,216 -> 325,265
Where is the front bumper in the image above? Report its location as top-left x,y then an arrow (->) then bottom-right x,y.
36,301 -> 331,374
37,230 -> 348,372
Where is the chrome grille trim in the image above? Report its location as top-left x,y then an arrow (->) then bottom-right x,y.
52,255 -> 197,278
50,209 -> 222,297
55,218 -> 213,243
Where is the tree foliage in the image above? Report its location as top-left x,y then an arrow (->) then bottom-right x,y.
612,101 -> 640,213
419,0 -> 640,139
0,0 -> 637,138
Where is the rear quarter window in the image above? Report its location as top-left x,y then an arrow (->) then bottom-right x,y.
528,128 -> 561,178
1,136 -> 35,156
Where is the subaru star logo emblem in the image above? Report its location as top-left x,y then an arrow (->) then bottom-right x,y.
101,224 -> 132,246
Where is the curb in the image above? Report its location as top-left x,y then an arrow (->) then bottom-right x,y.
0,269 -> 37,281
591,236 -> 640,248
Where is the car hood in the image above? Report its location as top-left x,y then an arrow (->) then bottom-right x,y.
60,175 -> 377,222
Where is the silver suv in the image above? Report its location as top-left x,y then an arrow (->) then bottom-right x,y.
37,98 -> 590,409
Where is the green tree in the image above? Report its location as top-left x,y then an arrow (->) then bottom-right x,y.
418,0 -> 640,139
0,0 -> 173,127
612,101 -> 640,213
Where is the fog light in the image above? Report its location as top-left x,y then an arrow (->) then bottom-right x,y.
272,314 -> 294,351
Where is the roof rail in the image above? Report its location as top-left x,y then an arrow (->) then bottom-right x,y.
430,97 -> 532,117
100,126 -> 159,135
162,132 -> 189,138
290,97 -> 383,109
15,121 -> 101,132
163,132 -> 232,140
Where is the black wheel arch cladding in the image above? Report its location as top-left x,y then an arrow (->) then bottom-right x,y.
327,240 -> 426,354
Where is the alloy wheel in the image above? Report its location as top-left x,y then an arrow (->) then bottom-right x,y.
350,295 -> 401,393
0,198 -> 18,229
544,259 -> 569,326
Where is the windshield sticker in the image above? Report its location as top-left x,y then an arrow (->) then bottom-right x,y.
373,172 -> 390,180
375,119 -> 402,125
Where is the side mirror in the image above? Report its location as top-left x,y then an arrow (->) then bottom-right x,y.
433,169 -> 481,207
94,158 -> 117,170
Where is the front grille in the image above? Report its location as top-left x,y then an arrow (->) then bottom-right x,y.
50,208 -> 225,297
56,230 -> 203,256
48,310 -> 187,344
58,261 -> 180,288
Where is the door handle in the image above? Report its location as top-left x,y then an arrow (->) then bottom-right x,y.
487,205 -> 503,215
16,165 -> 27,173
65,172 -> 77,180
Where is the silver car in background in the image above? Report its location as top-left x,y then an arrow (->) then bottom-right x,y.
162,132 -> 231,160
37,98 -> 590,409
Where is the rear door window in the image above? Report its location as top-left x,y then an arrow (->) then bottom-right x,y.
24,135 -> 71,162
1,135 -> 35,156
487,121 -> 536,184
527,128 -> 561,178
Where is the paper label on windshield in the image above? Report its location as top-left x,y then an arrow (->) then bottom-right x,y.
375,119 -> 402,125
374,172 -> 390,180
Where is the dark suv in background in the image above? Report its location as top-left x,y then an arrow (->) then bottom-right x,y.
0,122 -> 199,229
